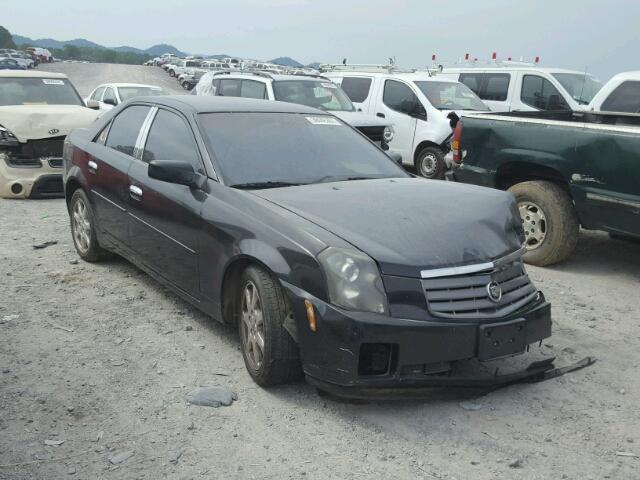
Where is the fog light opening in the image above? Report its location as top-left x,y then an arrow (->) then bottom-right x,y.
11,183 -> 23,195
358,343 -> 395,376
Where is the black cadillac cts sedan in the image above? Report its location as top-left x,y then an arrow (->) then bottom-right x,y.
63,96 -> 552,395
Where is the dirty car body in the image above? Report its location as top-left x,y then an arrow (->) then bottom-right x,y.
0,71 -> 98,198
63,96 -> 552,394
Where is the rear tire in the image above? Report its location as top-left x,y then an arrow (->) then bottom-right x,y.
237,266 -> 302,386
508,180 -> 579,266
415,146 -> 446,180
69,189 -> 110,262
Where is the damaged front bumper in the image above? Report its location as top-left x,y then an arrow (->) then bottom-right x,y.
0,151 -> 64,199
282,282 -> 586,396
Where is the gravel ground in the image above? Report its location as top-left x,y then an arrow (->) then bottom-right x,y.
1,64 -> 640,480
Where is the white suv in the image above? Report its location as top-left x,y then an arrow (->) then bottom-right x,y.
323,67 -> 488,179
194,71 -> 395,151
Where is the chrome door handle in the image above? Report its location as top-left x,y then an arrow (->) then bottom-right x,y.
88,160 -> 98,173
129,185 -> 143,200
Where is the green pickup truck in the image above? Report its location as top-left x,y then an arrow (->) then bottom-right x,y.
450,110 -> 640,266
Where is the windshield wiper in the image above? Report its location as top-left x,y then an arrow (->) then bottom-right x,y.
230,181 -> 307,189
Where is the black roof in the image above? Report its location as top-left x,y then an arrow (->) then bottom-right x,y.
140,95 -> 323,115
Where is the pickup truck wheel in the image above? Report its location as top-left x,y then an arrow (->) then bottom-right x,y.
69,189 -> 110,262
415,146 -> 445,180
237,266 -> 302,386
509,181 -> 579,266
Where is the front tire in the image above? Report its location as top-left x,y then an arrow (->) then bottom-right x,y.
237,266 -> 302,386
508,180 -> 579,266
69,189 -> 110,262
415,146 -> 446,180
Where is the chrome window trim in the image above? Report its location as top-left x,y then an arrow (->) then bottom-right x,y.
420,246 -> 526,279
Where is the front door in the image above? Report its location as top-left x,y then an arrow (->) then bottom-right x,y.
374,79 -> 419,163
127,107 -> 205,296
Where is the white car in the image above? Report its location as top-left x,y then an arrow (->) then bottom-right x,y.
439,65 -> 603,113
194,71 -> 395,151
323,66 -> 488,179
0,70 -> 99,198
589,71 -> 640,113
84,83 -> 167,112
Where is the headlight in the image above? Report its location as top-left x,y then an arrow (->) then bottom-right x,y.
0,125 -> 19,147
383,125 -> 394,143
318,247 -> 388,314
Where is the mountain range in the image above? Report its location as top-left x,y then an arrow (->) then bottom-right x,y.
11,34 -> 311,66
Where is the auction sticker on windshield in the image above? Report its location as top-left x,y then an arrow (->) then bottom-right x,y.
306,116 -> 341,126
42,79 -> 65,85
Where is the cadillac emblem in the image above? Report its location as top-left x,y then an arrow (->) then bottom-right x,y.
486,281 -> 502,303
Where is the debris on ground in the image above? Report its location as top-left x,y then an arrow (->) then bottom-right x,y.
44,439 -> 65,446
1,314 -> 19,323
615,451 -> 637,458
186,386 -> 237,407
508,459 -> 524,468
32,241 -> 58,250
459,398 -> 488,411
108,450 -> 135,465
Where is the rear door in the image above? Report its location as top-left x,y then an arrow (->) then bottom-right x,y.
459,72 -> 512,112
339,75 -> 375,112
127,107 -> 206,296
89,105 -> 151,247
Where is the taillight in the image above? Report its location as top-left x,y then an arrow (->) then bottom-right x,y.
452,121 -> 463,164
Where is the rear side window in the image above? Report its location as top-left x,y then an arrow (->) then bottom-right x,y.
142,109 -> 201,169
340,77 -> 372,103
383,80 -> 419,112
521,75 -> 569,111
600,81 -> 640,113
240,80 -> 267,99
105,105 -> 150,156
91,86 -> 106,101
459,73 -> 510,101
217,79 -> 241,97
103,87 -> 116,103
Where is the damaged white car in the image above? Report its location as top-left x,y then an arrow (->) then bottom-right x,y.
0,71 -> 99,198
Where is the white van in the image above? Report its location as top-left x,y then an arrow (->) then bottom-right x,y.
439,65 -> 602,113
323,66 -> 488,179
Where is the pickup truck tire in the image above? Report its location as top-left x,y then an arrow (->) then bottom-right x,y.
508,181 -> 579,266
237,265 -> 303,386
415,146 -> 446,180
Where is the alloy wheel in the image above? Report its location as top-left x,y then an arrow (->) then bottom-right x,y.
240,281 -> 265,370
72,197 -> 91,255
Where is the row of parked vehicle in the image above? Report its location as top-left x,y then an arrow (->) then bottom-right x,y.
0,48 -> 42,70
0,57 -> 634,395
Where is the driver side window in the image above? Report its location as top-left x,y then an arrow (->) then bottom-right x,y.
103,87 -> 117,104
521,75 -> 569,111
383,80 -> 423,116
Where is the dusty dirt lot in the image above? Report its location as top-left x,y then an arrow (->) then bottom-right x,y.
1,64 -> 640,480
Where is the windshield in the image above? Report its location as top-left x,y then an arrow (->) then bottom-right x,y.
414,81 -> 488,111
0,77 -> 83,106
117,86 -> 166,102
273,80 -> 355,112
551,73 -> 603,105
198,112 -> 408,187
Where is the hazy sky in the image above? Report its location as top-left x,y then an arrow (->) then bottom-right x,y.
6,0 -> 640,80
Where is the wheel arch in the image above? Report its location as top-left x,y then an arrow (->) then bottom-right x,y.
413,140 -> 443,165
495,162 -> 571,194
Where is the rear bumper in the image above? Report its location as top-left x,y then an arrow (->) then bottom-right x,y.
282,282 -> 552,393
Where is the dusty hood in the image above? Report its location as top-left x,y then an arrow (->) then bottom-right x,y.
0,105 -> 99,142
330,110 -> 390,128
253,178 -> 523,277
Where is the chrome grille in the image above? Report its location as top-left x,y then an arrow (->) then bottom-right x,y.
422,261 -> 537,319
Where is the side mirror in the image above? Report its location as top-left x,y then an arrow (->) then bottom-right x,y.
387,152 -> 403,165
400,99 -> 426,119
86,99 -> 100,110
103,97 -> 117,106
148,160 -> 205,189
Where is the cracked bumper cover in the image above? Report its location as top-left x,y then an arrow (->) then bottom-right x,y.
283,282 -> 557,393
